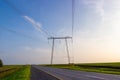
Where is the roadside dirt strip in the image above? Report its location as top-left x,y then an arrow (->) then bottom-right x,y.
31,65 -> 60,80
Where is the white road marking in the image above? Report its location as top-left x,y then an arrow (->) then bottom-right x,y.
85,75 -> 108,80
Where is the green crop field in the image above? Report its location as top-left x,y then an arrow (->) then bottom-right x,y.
0,65 -> 23,78
45,62 -> 120,75
0,65 -> 30,80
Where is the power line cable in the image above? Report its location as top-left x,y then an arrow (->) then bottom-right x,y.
72,0 -> 75,40
3,0 -> 24,15
0,26 -> 40,41
40,27 -> 51,37
71,0 -> 75,64
3,0 -> 51,38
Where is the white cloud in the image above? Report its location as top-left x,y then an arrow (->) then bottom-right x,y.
72,0 -> 120,63
23,46 -> 31,51
23,16 -> 42,32
23,46 -> 49,53
83,0 -> 104,20
56,28 -> 70,36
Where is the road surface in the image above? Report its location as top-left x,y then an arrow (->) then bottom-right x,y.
32,65 -> 120,80
31,66 -> 59,80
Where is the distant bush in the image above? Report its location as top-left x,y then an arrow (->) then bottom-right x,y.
0,59 -> 3,67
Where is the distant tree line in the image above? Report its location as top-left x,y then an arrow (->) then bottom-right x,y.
0,59 -> 3,67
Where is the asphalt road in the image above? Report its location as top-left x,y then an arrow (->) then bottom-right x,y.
33,65 -> 120,80
31,66 -> 59,80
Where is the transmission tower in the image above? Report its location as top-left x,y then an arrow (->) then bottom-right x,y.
48,36 -> 72,65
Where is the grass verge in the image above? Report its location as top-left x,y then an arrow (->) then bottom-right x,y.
0,65 -> 23,78
0,65 -> 30,80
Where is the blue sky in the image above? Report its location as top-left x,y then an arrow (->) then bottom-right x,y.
1,0 -> 120,64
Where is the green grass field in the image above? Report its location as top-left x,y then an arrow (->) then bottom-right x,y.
0,65 -> 23,78
0,65 -> 30,80
45,62 -> 120,75
0,63 -> 120,80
